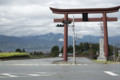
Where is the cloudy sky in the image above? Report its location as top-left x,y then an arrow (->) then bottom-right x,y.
0,0 -> 120,37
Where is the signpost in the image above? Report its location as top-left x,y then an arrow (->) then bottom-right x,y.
62,20 -> 72,24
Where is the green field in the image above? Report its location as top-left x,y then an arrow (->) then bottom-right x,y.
0,52 -> 30,59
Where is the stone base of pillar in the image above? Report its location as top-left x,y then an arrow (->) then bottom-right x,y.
97,56 -> 106,61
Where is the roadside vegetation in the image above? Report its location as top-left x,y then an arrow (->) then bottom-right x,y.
50,43 -> 100,58
29,51 -> 51,58
0,52 -> 29,59
0,42 -> 119,61
50,42 -> 120,61
93,60 -> 120,64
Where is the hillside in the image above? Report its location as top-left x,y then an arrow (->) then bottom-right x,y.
0,33 -> 120,52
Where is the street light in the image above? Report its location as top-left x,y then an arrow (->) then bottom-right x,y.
62,20 -> 72,24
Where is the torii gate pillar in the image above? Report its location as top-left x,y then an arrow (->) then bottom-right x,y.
63,13 -> 68,61
103,12 -> 108,59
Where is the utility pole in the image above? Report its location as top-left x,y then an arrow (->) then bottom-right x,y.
72,15 -> 76,64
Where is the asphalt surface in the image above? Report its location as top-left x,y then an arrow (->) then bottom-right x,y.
0,57 -> 120,80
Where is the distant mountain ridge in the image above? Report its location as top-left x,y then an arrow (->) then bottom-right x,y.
0,33 -> 67,52
0,33 -> 120,52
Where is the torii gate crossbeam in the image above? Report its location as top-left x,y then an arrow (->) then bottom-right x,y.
50,6 -> 120,61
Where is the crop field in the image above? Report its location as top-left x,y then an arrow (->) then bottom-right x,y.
0,52 -> 29,59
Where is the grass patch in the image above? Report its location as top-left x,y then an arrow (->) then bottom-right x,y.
93,60 -> 117,64
0,52 -> 30,59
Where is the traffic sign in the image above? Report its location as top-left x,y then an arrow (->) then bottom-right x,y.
62,20 -> 72,24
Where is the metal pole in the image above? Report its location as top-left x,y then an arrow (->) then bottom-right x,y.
72,15 -> 76,64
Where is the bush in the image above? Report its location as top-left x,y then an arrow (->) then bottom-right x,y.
15,48 -> 22,52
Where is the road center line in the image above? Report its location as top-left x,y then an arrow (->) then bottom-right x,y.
2,73 -> 18,77
104,71 -> 119,76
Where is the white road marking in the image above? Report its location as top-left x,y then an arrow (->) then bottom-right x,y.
28,73 -> 52,77
10,64 -> 58,66
28,74 -> 40,76
36,72 -> 57,76
104,71 -> 119,76
11,64 -> 39,66
2,73 -> 18,77
0,72 -> 55,78
83,64 -> 88,65
0,72 -> 56,78
8,63 -> 88,66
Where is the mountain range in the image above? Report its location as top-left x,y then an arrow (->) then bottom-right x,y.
0,33 -> 120,52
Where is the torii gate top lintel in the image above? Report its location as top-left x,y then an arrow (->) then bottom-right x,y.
50,6 -> 120,14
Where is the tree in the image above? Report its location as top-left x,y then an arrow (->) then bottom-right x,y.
39,51 -> 43,55
34,51 -> 37,55
68,45 -> 73,53
50,45 -> 59,57
61,46 -> 63,53
79,42 -> 84,52
15,48 -> 22,52
84,42 -> 89,51
108,44 -> 113,56
22,48 -> 26,53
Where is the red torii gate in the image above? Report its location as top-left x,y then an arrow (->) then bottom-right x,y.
50,6 -> 120,61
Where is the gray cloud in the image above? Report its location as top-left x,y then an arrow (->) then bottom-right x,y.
0,0 -> 120,37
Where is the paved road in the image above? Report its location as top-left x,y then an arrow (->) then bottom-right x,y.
0,57 -> 120,80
